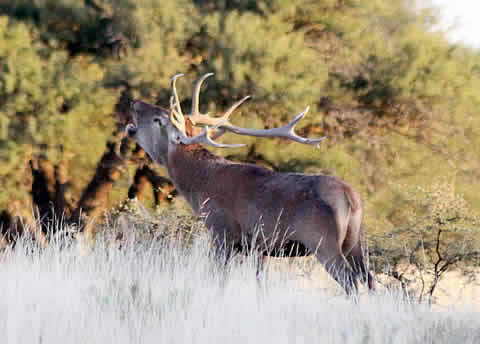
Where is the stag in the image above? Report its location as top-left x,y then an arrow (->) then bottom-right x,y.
125,73 -> 375,294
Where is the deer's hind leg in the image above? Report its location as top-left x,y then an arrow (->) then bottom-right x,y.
314,238 -> 359,295
292,209 -> 358,295
344,240 -> 375,291
341,212 -> 375,291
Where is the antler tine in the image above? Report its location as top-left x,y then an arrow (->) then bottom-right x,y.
190,95 -> 251,128
189,73 -> 251,127
191,73 -> 214,121
223,95 -> 251,119
216,106 -> 326,148
169,74 -> 187,135
171,73 -> 184,117
169,107 -> 186,135
178,120 -> 246,148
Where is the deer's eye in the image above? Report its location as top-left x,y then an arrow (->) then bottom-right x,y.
153,117 -> 162,125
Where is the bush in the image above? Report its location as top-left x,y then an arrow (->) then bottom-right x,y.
371,178 -> 480,301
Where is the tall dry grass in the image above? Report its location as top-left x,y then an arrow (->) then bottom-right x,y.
0,224 -> 479,344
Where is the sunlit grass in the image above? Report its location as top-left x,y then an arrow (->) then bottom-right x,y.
0,227 -> 479,344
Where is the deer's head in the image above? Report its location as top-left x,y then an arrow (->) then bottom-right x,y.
126,99 -> 171,165
126,73 -> 325,165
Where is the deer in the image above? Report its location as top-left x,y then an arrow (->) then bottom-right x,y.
125,73 -> 375,295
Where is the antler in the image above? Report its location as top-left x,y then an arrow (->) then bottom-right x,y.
169,74 -> 187,135
189,73 -> 251,127
216,107 -> 326,148
168,73 -> 325,148
175,119 -> 245,148
168,74 -> 243,147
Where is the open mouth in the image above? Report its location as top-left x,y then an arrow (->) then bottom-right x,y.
125,123 -> 137,137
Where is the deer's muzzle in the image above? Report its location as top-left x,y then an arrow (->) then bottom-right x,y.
125,123 -> 137,137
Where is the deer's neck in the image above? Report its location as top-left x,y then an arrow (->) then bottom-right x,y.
167,144 -> 229,214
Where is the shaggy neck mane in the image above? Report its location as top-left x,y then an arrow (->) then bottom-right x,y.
166,134 -> 231,213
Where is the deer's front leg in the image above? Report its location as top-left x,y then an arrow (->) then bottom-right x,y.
203,206 -> 242,267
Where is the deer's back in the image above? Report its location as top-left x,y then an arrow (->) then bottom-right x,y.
205,163 -> 361,235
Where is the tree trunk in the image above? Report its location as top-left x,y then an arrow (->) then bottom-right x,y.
3,87 -> 178,245
30,157 -> 57,235
71,136 -> 130,232
128,164 -> 176,205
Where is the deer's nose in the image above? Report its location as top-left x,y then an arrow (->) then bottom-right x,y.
126,123 -> 138,137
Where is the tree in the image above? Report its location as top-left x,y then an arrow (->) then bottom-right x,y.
0,0 -> 479,257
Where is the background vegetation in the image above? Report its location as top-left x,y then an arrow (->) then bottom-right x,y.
1,0 -> 479,292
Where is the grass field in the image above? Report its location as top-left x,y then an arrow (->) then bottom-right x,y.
0,230 -> 479,344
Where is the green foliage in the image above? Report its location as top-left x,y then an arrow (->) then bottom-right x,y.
201,10 -> 325,115
370,178 -> 480,299
0,16 -> 117,208
105,0 -> 200,100
0,0 -> 479,266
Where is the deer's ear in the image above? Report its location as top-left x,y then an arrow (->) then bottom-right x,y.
169,129 -> 182,145
153,116 -> 167,126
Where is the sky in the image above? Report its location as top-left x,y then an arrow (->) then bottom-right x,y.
430,0 -> 480,48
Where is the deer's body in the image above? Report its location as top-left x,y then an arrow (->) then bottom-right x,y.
168,143 -> 358,251
127,74 -> 375,294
